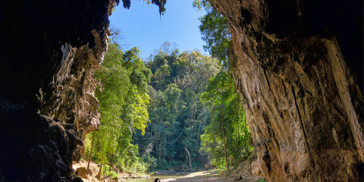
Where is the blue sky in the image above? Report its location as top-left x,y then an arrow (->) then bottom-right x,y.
109,0 -> 207,59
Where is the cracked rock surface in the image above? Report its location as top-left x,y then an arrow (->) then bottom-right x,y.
0,0 -> 119,180
208,0 -> 363,181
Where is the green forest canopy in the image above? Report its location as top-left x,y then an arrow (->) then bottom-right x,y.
84,0 -> 251,178
84,40 -> 252,177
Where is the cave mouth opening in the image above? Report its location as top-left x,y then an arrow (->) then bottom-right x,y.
86,0 -> 253,177
1,0 -> 363,181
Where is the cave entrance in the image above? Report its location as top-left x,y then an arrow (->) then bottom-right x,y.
82,0 -> 253,179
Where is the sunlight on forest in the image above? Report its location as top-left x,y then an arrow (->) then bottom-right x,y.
81,0 -> 254,181
1,0 -> 362,181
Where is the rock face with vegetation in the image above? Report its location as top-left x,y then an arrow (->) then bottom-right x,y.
208,0 -> 363,181
0,0 -> 121,180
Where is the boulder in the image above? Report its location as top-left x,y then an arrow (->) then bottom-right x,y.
76,167 -> 91,179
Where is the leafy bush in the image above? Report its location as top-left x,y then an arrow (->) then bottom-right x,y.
102,164 -> 118,179
141,154 -> 157,171
200,71 -> 252,169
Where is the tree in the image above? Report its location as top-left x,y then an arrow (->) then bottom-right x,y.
134,46 -> 220,171
194,0 -> 231,65
85,40 -> 152,177
200,70 -> 251,169
87,132 -> 95,170
201,71 -> 229,169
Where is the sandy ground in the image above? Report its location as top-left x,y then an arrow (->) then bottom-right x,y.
160,170 -> 263,182
73,161 -> 99,175
161,170 -> 225,182
72,161 -> 100,182
73,161 -> 263,182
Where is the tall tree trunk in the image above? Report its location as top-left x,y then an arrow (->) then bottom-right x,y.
221,82 -> 229,170
185,145 -> 192,168
96,162 -> 103,179
235,112 -> 239,156
159,136 -> 161,160
87,132 -> 95,170
110,153 -> 115,165
222,110 -> 228,170
238,119 -> 241,156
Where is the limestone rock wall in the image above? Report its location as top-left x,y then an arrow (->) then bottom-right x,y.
0,0 -> 120,180
208,0 -> 363,181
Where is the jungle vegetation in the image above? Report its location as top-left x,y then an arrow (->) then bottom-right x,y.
83,0 -> 252,178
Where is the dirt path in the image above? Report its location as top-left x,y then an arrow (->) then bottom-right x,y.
160,170 -> 226,182
159,170 -> 263,182
72,161 -> 264,182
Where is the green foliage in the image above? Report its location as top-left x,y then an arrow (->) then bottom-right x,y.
141,154 -> 157,171
194,0 -> 231,66
134,44 -> 221,171
193,2 -> 252,169
200,11 -> 231,64
85,39 -> 152,175
85,38 -> 251,174
192,0 -> 211,11
102,164 -> 118,179
200,70 -> 252,168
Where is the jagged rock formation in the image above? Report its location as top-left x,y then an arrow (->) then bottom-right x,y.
208,0 -> 363,181
0,0 -> 167,180
123,0 -> 167,15
0,0 -> 122,181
